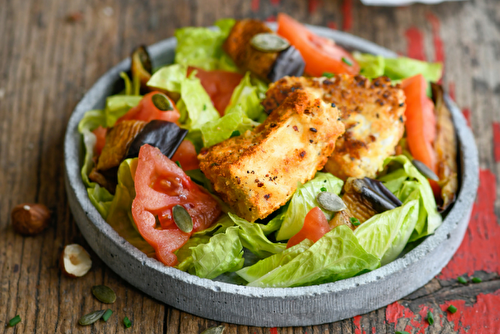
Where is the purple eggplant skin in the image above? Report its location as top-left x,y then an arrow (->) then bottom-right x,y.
126,120 -> 188,159
267,46 -> 306,82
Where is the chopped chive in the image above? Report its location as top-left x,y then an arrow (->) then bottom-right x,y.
203,104 -> 207,111
230,130 -> 240,138
472,277 -> 482,283
447,305 -> 458,314
320,187 -> 327,192
322,72 -> 334,78
175,161 -> 182,168
123,316 -> 132,328
8,315 -> 21,327
341,57 -> 353,66
457,276 -> 467,284
102,309 -> 113,322
427,311 -> 434,325
350,217 -> 360,226
395,332 -> 410,334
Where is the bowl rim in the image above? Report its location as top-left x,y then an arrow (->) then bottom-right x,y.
64,24 -> 479,300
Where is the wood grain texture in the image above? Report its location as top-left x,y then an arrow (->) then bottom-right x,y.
0,0 -> 499,333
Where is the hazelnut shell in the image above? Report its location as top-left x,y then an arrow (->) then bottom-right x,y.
11,203 -> 50,235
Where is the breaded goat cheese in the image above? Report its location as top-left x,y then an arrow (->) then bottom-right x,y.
263,75 -> 406,180
198,90 -> 345,222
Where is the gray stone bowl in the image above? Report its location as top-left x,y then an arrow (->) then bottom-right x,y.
64,24 -> 479,327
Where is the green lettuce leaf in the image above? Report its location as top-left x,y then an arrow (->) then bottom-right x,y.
174,18 -> 238,72
353,52 -> 443,83
225,72 -> 267,120
193,214 -> 235,237
228,213 -> 286,258
146,64 -> 187,94
248,225 -> 380,287
106,159 -> 156,257
354,199 -> 419,265
87,185 -> 114,218
175,235 -> 211,272
200,105 -> 259,147
276,172 -> 344,241
103,95 -> 142,127
378,155 -> 442,241
236,239 -> 313,283
191,226 -> 245,279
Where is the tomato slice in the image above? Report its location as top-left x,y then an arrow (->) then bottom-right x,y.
287,207 -> 330,248
132,144 -> 221,266
92,126 -> 107,156
187,67 -> 243,116
171,140 -> 199,171
277,13 -> 359,77
402,74 -> 437,173
116,91 -> 180,124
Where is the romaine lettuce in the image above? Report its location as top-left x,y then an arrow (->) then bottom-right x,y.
236,239 -> 313,283
174,19 -> 238,72
378,155 -> 442,241
248,225 -> 380,287
228,213 -> 286,258
225,72 -> 267,120
354,199 -> 419,265
353,51 -> 443,83
276,172 -> 344,241
191,226 -> 245,279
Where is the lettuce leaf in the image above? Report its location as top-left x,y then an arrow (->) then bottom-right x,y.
175,235 -> 211,272
228,213 -> 286,258
378,155 -> 442,241
353,52 -> 443,83
103,95 -> 142,127
174,19 -> 238,72
225,72 -> 267,120
276,172 -> 344,241
354,199 -> 419,265
191,226 -> 245,279
236,239 -> 313,283
248,225 -> 380,287
106,159 -> 156,257
87,185 -> 114,218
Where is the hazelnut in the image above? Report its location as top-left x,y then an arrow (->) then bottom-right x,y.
11,203 -> 50,235
60,244 -> 92,278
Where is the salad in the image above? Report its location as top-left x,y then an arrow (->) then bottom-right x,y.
78,14 -> 458,288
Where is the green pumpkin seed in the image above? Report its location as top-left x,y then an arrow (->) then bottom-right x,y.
92,285 -> 117,304
173,205 -> 193,233
201,325 -> 225,334
317,191 -> 346,212
152,93 -> 174,111
79,310 -> 106,326
412,159 -> 439,181
250,33 -> 290,53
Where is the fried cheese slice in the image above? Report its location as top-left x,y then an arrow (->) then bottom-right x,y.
199,90 -> 344,221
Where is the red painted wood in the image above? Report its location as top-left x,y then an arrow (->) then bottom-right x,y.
341,0 -> 353,31
493,123 -> 500,162
405,27 -> 426,60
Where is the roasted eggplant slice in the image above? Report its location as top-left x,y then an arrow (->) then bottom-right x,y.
432,83 -> 458,211
131,45 -> 153,94
126,120 -> 188,159
223,19 -> 305,82
97,120 -> 147,171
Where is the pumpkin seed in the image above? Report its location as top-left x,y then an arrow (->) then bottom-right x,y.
412,159 -> 439,181
250,33 -> 290,53
201,325 -> 225,334
79,310 -> 106,326
92,285 -> 117,304
317,191 -> 347,212
151,93 -> 174,111
172,205 -> 193,233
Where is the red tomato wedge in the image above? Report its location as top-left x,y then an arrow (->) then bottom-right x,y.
287,207 -> 330,248
187,67 -> 243,116
277,13 -> 359,77
132,144 -> 221,266
116,91 -> 180,124
171,140 -> 199,171
92,126 -> 107,156
401,74 -> 437,174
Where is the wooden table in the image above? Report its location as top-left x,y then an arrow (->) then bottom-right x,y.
1,0 -> 499,332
